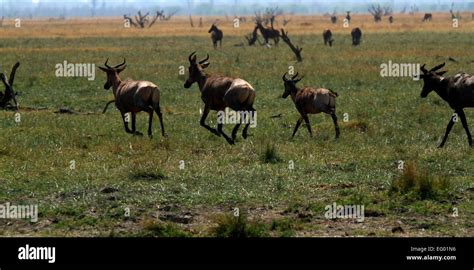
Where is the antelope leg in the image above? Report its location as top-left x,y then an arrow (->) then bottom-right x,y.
218,122 -> 234,145
438,112 -> 457,148
231,124 -> 241,141
155,105 -> 167,137
242,107 -> 255,139
200,105 -> 220,136
303,115 -> 313,137
102,100 -> 115,113
458,109 -> 473,146
292,116 -> 303,138
131,113 -> 143,136
148,111 -> 153,138
331,112 -> 340,139
122,112 -> 133,134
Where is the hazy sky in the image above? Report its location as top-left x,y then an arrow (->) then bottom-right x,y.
1,0 -> 473,17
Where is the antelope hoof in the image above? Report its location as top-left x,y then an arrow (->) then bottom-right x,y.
227,139 -> 235,145
437,144 -> 445,148
163,132 -> 169,138
133,131 -> 143,136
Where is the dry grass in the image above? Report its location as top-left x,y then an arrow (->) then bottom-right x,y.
0,13 -> 473,39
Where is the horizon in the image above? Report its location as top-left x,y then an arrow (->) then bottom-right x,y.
1,0 -> 474,18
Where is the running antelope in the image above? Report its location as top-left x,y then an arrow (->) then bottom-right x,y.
256,22 -> 279,46
419,63 -> 474,148
281,72 -> 340,139
98,59 -> 166,138
184,51 -> 256,145
208,23 -> 223,49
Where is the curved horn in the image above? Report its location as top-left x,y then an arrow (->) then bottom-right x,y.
188,51 -> 197,62
294,75 -> 304,83
104,58 -> 112,69
430,62 -> 445,72
114,58 -> 126,68
8,62 -> 20,86
199,54 -> 210,64
282,72 -> 289,82
291,72 -> 299,80
420,64 -> 428,74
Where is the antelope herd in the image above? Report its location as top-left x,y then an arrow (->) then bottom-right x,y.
1,15 -> 473,149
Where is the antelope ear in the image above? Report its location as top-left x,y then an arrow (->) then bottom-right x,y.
201,62 -> 210,69
116,65 -> 127,73
436,71 -> 447,76
98,67 -> 108,72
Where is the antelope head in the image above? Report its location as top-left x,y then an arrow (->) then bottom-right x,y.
281,72 -> 303,99
208,23 -> 217,33
184,51 -> 210,88
98,58 -> 127,90
419,63 -> 447,98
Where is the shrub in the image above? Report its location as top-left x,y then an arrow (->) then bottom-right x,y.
390,163 -> 450,200
210,212 -> 268,237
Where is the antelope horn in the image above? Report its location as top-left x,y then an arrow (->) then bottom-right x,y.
291,72 -> 299,80
104,58 -> 112,69
294,75 -> 304,83
430,62 -> 446,72
199,54 -> 210,64
188,51 -> 197,62
114,58 -> 126,68
282,72 -> 289,82
420,64 -> 428,74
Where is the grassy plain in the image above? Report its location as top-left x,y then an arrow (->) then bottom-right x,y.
0,13 -> 473,236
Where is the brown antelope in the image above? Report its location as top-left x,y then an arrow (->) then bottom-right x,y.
281,72 -> 340,139
208,23 -> 223,49
419,63 -> 474,148
184,51 -> 256,145
255,22 -> 279,46
98,58 -> 166,138
323,29 -> 333,46
351,27 -> 362,46
0,62 -> 20,111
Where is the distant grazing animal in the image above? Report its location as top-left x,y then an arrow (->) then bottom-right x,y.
323,29 -> 334,46
281,72 -> 340,139
351,27 -> 362,46
345,11 -> 351,23
256,22 -> 280,46
184,51 -> 256,145
419,63 -> 474,148
98,59 -> 166,138
330,15 -> 337,24
0,62 -> 20,111
208,23 -> 223,49
422,13 -> 432,22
